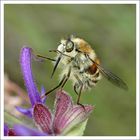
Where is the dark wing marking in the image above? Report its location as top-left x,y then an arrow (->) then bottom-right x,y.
86,54 -> 128,90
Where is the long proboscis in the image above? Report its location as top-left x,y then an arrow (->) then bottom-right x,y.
37,54 -> 56,61
50,49 -> 73,78
49,49 -> 72,58
36,50 -> 72,78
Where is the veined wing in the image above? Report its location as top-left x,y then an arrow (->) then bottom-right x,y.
97,64 -> 128,90
87,54 -> 128,90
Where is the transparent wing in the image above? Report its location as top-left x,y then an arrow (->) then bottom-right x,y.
97,64 -> 128,90
87,54 -> 128,90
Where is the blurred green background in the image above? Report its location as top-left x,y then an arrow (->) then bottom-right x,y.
4,4 -> 136,136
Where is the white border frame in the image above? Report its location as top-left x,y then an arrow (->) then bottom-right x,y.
1,1 -> 139,140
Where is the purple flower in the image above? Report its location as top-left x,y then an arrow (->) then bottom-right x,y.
4,46 -> 94,136
4,123 -> 46,136
4,123 -> 16,136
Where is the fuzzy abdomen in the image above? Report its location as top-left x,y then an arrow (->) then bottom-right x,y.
59,54 -> 101,92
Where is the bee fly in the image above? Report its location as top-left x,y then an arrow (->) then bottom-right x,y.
37,35 -> 128,107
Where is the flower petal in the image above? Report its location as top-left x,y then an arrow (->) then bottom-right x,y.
4,124 -> 16,136
41,86 -> 47,103
14,124 -> 47,136
8,129 -> 16,136
33,103 -> 52,134
15,106 -> 32,118
4,123 -> 9,136
53,90 -> 73,135
20,47 -> 41,106
56,105 -> 94,135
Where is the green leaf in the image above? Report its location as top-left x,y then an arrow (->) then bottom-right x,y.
63,119 -> 88,136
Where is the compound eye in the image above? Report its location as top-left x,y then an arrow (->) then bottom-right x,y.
66,40 -> 74,52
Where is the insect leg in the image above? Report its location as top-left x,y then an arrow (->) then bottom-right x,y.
60,67 -> 71,89
77,84 -> 84,106
41,75 -> 66,99
74,84 -> 79,95
41,67 -> 71,99
74,75 -> 85,109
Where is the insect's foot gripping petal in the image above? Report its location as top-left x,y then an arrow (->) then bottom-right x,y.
77,103 -> 86,112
